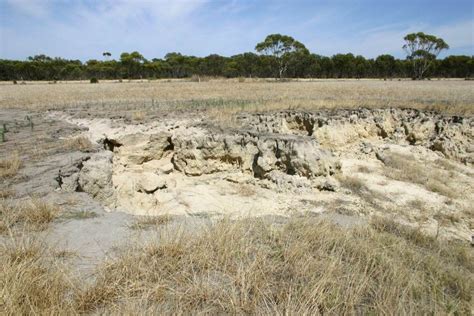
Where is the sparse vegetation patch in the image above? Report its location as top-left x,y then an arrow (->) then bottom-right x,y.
2,217 -> 469,314
63,136 -> 95,152
61,210 -> 99,220
0,199 -> 60,233
129,214 -> 173,229
0,151 -> 21,178
380,152 -> 461,199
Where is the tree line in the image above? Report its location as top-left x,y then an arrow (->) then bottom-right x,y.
1,33 -> 472,81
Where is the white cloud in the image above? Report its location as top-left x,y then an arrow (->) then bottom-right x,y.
87,0 -> 207,23
310,19 -> 473,58
1,0 -> 211,59
1,1 -> 472,60
433,20 -> 474,49
6,0 -> 207,21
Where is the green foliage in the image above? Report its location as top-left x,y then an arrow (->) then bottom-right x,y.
90,77 -> 98,84
255,34 -> 308,78
375,54 -> 397,78
120,51 -> 146,78
403,32 -> 449,79
0,33 -> 470,81
255,34 -> 307,57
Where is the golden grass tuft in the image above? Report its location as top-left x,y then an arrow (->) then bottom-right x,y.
0,235 -> 76,314
0,199 -> 60,233
131,110 -> 146,121
63,136 -> 95,152
0,151 -> 21,178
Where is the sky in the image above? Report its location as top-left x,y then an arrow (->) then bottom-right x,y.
0,0 -> 473,61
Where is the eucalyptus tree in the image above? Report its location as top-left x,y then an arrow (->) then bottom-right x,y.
403,32 -> 449,79
375,54 -> 397,78
120,51 -> 146,78
255,34 -> 308,79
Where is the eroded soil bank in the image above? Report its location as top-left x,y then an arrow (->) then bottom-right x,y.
43,107 -> 472,242
1,107 -> 473,272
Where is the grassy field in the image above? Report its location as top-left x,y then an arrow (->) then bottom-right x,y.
1,79 -> 473,115
1,214 -> 472,314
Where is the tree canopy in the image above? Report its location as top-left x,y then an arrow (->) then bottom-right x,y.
255,34 -> 309,78
403,32 -> 449,79
0,33 -> 470,81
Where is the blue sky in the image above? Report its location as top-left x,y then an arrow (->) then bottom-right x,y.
1,0 -> 473,61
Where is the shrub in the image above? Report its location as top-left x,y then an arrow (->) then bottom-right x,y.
90,78 -> 99,84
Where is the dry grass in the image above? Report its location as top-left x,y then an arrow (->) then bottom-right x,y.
425,180 -> 459,198
338,174 -> 367,195
380,152 -> 461,199
357,165 -> 372,173
407,198 -> 426,211
0,199 -> 60,233
0,80 -> 473,116
323,198 -> 358,216
434,210 -> 462,225
0,236 -> 76,314
1,217 -> 472,314
0,151 -> 21,178
61,210 -> 98,220
336,174 -> 389,212
0,188 -> 15,199
131,110 -> 146,121
63,136 -> 95,152
235,183 -> 257,197
129,214 -> 173,230
77,218 -> 473,314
